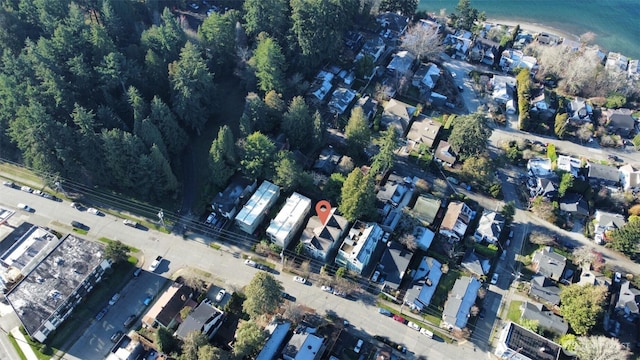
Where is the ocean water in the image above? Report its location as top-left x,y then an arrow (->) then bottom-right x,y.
418,0 -> 640,59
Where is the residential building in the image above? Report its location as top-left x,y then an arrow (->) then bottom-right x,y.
313,147 -> 341,175
235,181 -> 280,235
211,177 -> 257,219
412,194 -> 441,225
387,50 -> 416,77
461,251 -> 490,277
443,30 -> 473,59
529,275 -> 561,305
439,201 -> 475,240
311,71 -> 334,101
469,38 -> 499,65
343,31 -> 363,51
282,326 -> 325,360
142,282 -> 194,328
434,140 -> 457,166
587,162 -> 619,186
532,177 -> 558,199
578,265 -> 611,288
527,158 -> 553,177
376,174 -> 412,207
566,97 -> 592,123
616,280 -> 640,321
328,87 -> 357,115
605,52 -> 628,72
593,210 -> 627,245
474,210 -> 504,243
266,193 -> 311,249
520,302 -> 568,336
381,99 -> 415,136
354,95 -> 379,123
106,335 -> 145,360
499,49 -> 538,73
490,75 -> 516,104
558,192 -> 589,217
257,321 -> 292,360
380,241 -> 413,295
376,12 -> 410,39
619,164 -> 640,191
406,114 -> 442,150
404,257 -> 442,312
628,59 -> 640,80
536,32 -> 561,46
531,247 -> 566,282
335,221 -> 384,274
6,234 -> 111,342
414,226 -> 435,251
495,322 -> 562,360
604,108 -> 636,137
355,37 -> 386,63
556,155 -> 582,177
301,208 -> 349,262
411,63 -> 440,92
175,300 -> 225,340
442,276 -> 482,330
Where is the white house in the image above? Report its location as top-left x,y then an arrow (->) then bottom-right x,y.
474,210 -> 504,243
266,193 -> 311,248
235,181 -> 280,235
619,164 -> 640,191
335,221 -> 384,274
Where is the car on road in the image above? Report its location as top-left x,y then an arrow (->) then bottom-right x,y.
123,314 -> 136,327
110,331 -> 123,343
491,273 -> 499,285
293,276 -> 307,284
109,293 -> 121,306
70,220 -> 87,229
149,256 -> 162,271
2,181 -> 14,187
281,292 -> 295,301
87,208 -> 100,215
17,203 -> 33,212
378,308 -> 392,316
95,307 -> 108,321
392,314 -> 406,323
332,289 -> 346,297
215,289 -> 226,303
143,295 -> 154,306
123,219 -> 138,227
244,259 -> 257,267
407,321 -> 421,331
608,154 -> 621,162
420,328 -> 434,338
20,185 -> 32,193
371,270 -> 380,282
321,285 -> 333,293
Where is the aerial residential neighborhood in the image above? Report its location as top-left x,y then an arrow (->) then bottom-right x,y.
0,0 -> 638,360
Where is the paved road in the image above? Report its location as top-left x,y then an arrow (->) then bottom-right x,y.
0,186 -> 482,360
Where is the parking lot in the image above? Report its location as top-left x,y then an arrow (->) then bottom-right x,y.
65,270 -> 167,359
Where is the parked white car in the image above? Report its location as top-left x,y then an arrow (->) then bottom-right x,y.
321,285 -> 333,293
407,321 -> 421,331
17,203 -> 32,212
293,276 -> 307,284
244,259 -> 257,267
88,208 -> 100,215
109,293 -> 120,306
420,328 -> 434,338
215,289 -> 226,303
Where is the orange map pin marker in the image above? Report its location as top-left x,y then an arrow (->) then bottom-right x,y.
315,200 -> 332,225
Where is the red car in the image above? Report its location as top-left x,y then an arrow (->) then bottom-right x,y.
392,314 -> 406,324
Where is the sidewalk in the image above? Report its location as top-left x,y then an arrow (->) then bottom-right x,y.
9,327 -> 38,360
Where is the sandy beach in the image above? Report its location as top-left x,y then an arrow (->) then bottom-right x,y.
486,18 -> 582,43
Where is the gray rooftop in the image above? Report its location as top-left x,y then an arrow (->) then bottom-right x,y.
404,257 -> 442,311
529,276 -> 561,305
6,234 -> 106,335
174,301 -> 224,339
442,276 -> 481,329
588,163 -> 620,183
521,302 -> 568,335
616,280 -> 640,316
379,241 -> 413,290
532,247 -> 566,282
461,251 -> 491,276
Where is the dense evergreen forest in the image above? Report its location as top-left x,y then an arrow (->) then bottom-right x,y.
0,0 -> 415,205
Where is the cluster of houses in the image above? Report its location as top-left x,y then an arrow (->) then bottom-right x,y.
526,155 -> 638,242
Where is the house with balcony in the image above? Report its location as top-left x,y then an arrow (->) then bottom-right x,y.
439,201 -> 475,241
474,210 -> 504,244
301,207 -> 349,262
175,300 -> 225,340
211,177 -> 257,220
266,193 -> 311,249
605,52 -> 629,72
335,221 -> 384,274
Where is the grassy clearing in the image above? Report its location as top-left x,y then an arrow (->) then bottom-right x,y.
97,237 -> 141,253
507,300 -> 523,323
71,228 -> 88,235
210,243 -> 221,250
0,161 -> 46,187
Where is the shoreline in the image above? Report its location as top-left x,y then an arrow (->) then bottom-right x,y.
486,18 -> 582,43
